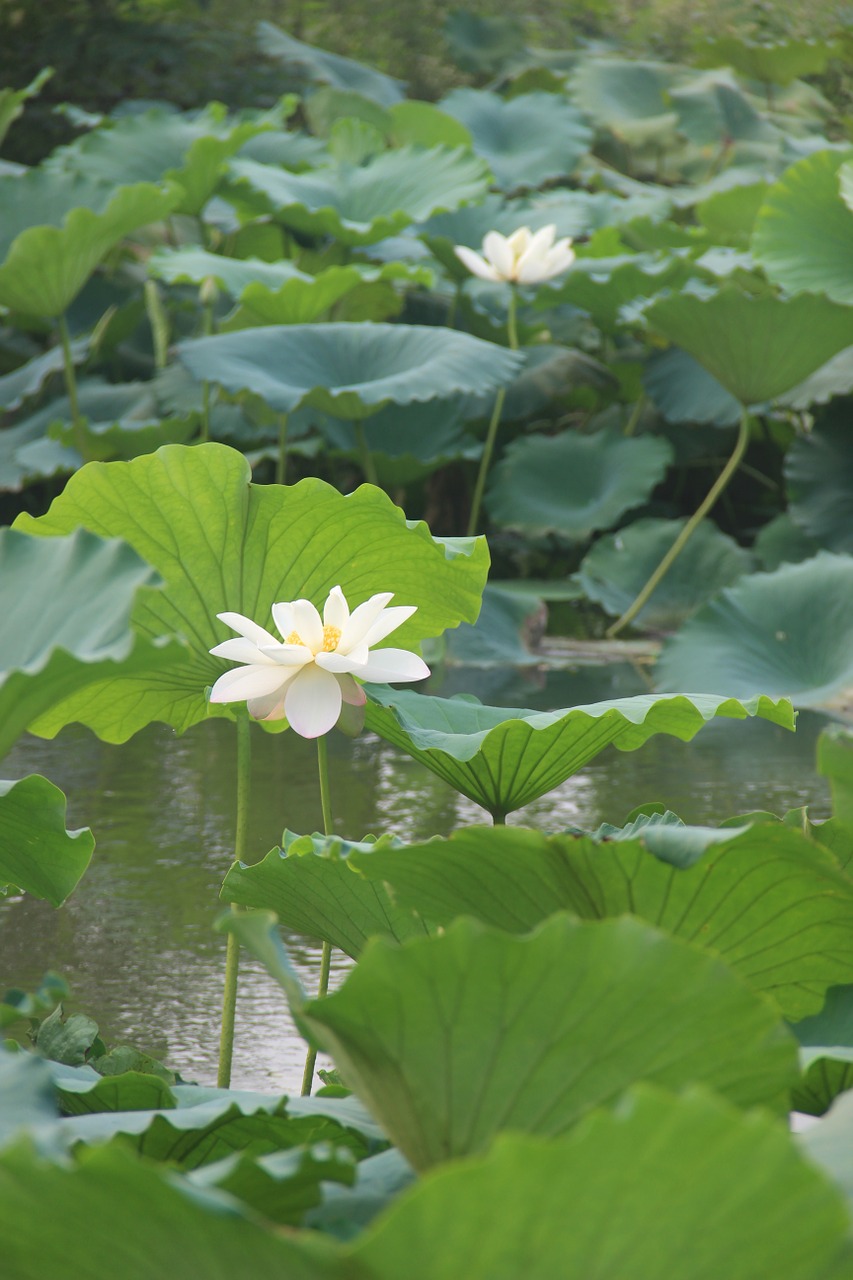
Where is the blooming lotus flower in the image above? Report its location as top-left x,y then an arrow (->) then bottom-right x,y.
208,586 -> 430,739
453,224 -> 575,285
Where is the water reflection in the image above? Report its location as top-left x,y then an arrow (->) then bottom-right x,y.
0,667 -> 833,1093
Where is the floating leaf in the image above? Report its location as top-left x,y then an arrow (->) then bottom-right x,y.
14,444 -> 488,742
227,147 -> 489,246
179,323 -> 521,419
485,423 -> 673,540
363,684 -> 794,820
576,517 -> 753,629
352,822 -> 853,1019
656,551 -> 853,707
0,776 -> 93,906
645,289 -> 853,405
437,89 -> 591,190
785,419 -> 853,554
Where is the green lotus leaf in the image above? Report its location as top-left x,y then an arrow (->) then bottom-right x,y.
0,1050 -> 59,1150
185,1145 -> 357,1227
442,584 -> 545,667
258,21 -> 404,105
147,249 -> 306,297
351,1087 -> 851,1280
437,89 -> 591,190
0,337 -> 88,413
234,127 -> 326,171
443,10 -> 527,75
0,168 -> 120,262
0,69 -> 51,149
0,526 -> 181,759
752,149 -> 853,303
789,985 -> 853,1115
48,105 -> 282,216
697,180 -> 769,246
352,821 -> 853,1020
0,776 -> 93,906
0,1141 -> 334,1280
313,396 -> 476,473
576,517 -> 753,630
670,72 -> 777,148
224,832 -> 431,956
656,551 -> 853,707
818,723 -> 853,828
644,289 -> 853,405
785,419 -> 853,553
13,444 -> 489,742
485,423 -> 673,540
389,101 -> 472,149
178,323 -> 521,420
754,512 -> 820,571
227,146 -> 490,246
571,57 -> 678,147
644,347 -> 741,425
221,264 -> 433,331
0,180 -> 180,318
363,684 -> 794,820
537,252 -> 697,330
293,914 -> 798,1169
696,35 -> 837,85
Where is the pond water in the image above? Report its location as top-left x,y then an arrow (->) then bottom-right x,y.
0,662 -> 834,1093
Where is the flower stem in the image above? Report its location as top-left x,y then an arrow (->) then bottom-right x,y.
466,289 -> 517,537
276,414 -> 289,485
301,734 -> 334,1096
58,313 -> 87,460
217,712 -> 251,1089
356,420 -> 380,488
606,410 -> 752,639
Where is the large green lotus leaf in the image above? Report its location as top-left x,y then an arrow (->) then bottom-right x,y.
0,169 -> 122,262
313,396 -> 476,471
352,822 -> 853,1020
697,180 -> 769,246
185,1145 -> 357,1227
0,181 -> 180,318
0,1051 -> 58,1150
696,35 -> 837,85
294,914 -> 798,1169
670,72 -> 777,148
48,106 -> 279,216
147,248 -> 306,297
789,985 -> 853,1115
441,583 -> 546,667
223,831 -> 432,957
571,57 -> 673,126
0,775 -> 93,906
751,150 -> 853,304
232,127 -> 326,172
785,420 -> 853,554
352,1087 -> 852,1280
644,289 -> 853,405
576,517 -> 753,630
221,264 -> 433,331
389,101 -> 472,149
0,1141 -> 334,1280
227,146 -> 490,246
0,337 -> 88,414
644,347 -> 741,426
537,253 -> 697,330
443,10 -> 527,75
258,20 -> 404,105
656,552 -> 853,707
755,512 -> 820,571
0,527 -> 180,759
485,423 -> 673,540
178,323 -> 521,420
363,683 -> 794,820
437,89 -> 591,190
13,444 -> 489,742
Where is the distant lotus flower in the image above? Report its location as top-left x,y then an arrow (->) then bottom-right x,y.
209,586 -> 429,739
454,224 -> 575,284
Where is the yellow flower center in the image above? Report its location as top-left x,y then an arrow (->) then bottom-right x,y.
285,631 -> 302,646
322,624 -> 342,652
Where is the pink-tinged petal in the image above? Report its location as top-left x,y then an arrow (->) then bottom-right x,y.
209,664 -> 289,703
209,637 -> 272,664
284,665 -> 342,738
483,230 -> 514,280
323,584 -> 349,631
336,673 -> 367,706
217,611 -> 279,648
258,643 -> 313,667
339,592 -> 394,651
247,684 -> 292,720
290,599 -> 324,652
271,600 -> 295,639
360,604 -> 416,648
453,244 -> 500,282
356,648 -> 430,683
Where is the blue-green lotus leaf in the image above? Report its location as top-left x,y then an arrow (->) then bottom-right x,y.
178,323 -> 522,420
0,169 -> 121,262
538,252 -> 697,331
13,444 -> 489,742
571,57 -> 678,147
437,89 -> 591,190
670,71 -> 778,148
697,180 -> 769,246
696,35 -> 837,85
147,248 -> 306,296
258,21 -> 404,105
221,263 -> 434,331
363,683 -> 794,819
645,289 -> 853,405
577,517 -> 753,630
0,775 -> 93,906
485,423 -> 673,540
752,149 -> 853,304
644,347 -> 741,426
0,337 -> 88,414
389,100 -> 472,149
656,551 -> 853,707
786,419 -> 853,554
754,513 -> 820,571
227,146 -> 490,246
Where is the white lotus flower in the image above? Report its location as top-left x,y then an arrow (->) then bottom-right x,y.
208,585 -> 430,739
453,224 -> 575,284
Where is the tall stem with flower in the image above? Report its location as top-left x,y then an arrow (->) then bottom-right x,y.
454,226 -> 575,537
